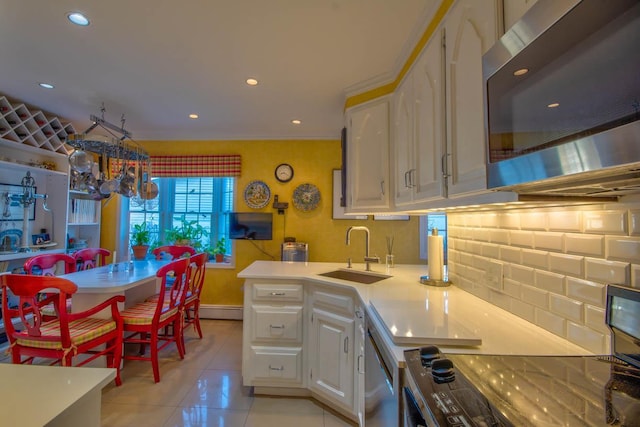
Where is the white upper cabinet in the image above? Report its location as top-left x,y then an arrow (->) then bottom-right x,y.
444,0 -> 498,198
392,29 -> 446,208
345,97 -> 391,212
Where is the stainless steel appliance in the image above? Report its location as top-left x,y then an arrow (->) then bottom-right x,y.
402,284 -> 640,426
365,310 -> 401,426
483,0 -> 640,197
280,242 -> 308,262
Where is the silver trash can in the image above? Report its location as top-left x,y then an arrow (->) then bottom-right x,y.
281,242 -> 308,262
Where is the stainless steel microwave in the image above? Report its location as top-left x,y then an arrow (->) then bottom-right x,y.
483,0 -> 640,197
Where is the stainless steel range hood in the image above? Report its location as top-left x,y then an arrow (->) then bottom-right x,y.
483,0 -> 640,200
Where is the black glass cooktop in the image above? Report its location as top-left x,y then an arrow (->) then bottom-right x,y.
404,349 -> 640,426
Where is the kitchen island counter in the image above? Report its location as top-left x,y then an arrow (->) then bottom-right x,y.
239,261 -> 591,367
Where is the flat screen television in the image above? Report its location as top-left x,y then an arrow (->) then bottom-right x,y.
229,212 -> 273,240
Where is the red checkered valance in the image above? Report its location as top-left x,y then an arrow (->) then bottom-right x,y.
149,155 -> 241,177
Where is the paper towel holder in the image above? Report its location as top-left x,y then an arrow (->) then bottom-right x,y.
419,275 -> 452,287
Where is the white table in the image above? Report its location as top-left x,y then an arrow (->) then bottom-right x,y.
59,259 -> 169,316
0,364 -> 114,427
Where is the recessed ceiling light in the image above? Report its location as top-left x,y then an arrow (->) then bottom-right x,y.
547,102 -> 560,108
189,113 -> 199,119
246,78 -> 258,86
291,119 -> 301,125
38,82 -> 54,89
513,68 -> 529,76
67,12 -> 90,26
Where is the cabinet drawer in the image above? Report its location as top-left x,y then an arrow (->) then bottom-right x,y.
251,346 -> 302,382
312,289 -> 354,316
253,283 -> 303,303
252,305 -> 303,343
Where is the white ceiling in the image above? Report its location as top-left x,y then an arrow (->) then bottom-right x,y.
0,0 -> 436,141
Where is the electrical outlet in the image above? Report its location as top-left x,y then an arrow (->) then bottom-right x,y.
485,260 -> 503,289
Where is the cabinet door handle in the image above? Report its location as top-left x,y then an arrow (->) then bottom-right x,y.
344,336 -> 349,353
357,354 -> 364,374
269,365 -> 284,371
404,170 -> 409,188
441,154 -> 451,179
270,324 -> 285,329
269,292 -> 286,296
380,180 -> 385,196
409,168 -> 416,188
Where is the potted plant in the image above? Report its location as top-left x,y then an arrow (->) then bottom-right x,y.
131,222 -> 151,260
165,216 -> 207,250
211,237 -> 226,263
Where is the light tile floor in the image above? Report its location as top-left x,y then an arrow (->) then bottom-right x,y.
98,319 -> 357,427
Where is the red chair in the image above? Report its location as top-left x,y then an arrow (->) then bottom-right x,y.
0,274 -> 125,386
183,252 -> 207,341
121,257 -> 190,383
24,253 -> 77,319
152,245 -> 196,260
74,248 -> 111,271
24,253 -> 77,276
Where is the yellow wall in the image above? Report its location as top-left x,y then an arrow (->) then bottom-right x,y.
101,139 -> 422,306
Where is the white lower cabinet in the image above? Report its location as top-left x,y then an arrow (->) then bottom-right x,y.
242,280 -> 361,423
242,281 -> 305,388
309,307 -> 355,409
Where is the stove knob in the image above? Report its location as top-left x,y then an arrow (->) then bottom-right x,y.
431,358 -> 455,383
419,345 -> 441,367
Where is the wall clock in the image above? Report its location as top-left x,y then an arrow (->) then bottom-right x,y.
275,163 -> 294,183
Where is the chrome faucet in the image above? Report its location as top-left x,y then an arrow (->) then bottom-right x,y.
346,226 -> 379,271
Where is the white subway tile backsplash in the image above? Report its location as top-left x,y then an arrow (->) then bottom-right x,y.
481,243 -> 500,259
522,284 -> 548,308
499,212 -> 520,229
566,278 -> 605,307
480,213 -> 499,228
584,210 -> 628,235
548,211 -> 582,232
473,228 -> 490,242
519,211 -> 547,230
534,270 -> 565,294
488,289 -> 511,310
550,294 -> 583,322
606,236 -> 640,263
510,230 -> 534,248
510,264 -> 535,285
503,278 -> 521,298
549,253 -> 584,277
535,309 -> 566,337
500,246 -> 521,263
566,322 -> 606,354
631,210 -> 640,236
447,202 -> 639,354
522,249 -> 549,269
534,232 -> 565,252
584,305 -> 608,335
511,299 -> 535,323
565,234 -> 604,257
585,258 -> 629,284
632,264 -> 640,289
490,229 -> 510,244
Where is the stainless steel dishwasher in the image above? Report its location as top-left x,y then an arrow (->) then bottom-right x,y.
365,310 -> 400,426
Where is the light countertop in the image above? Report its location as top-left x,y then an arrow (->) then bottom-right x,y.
0,364 -> 115,426
239,261 -> 592,367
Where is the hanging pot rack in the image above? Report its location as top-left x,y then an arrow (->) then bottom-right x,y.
66,112 -> 149,161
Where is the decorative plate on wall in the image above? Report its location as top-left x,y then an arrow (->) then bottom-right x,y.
293,183 -> 321,212
244,180 -> 271,209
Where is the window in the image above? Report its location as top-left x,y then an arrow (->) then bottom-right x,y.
419,213 -> 447,265
127,177 -> 234,256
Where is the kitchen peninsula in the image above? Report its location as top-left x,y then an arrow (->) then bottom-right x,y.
239,260 -> 590,422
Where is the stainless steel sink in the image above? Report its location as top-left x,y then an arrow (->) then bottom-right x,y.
318,269 -> 390,284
